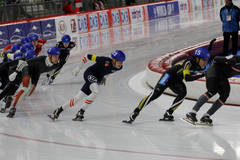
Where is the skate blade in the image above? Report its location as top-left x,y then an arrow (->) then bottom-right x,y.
159,118 -> 174,121
0,109 -> 6,113
196,122 -> 213,127
48,115 -> 56,121
72,118 -> 84,121
122,120 -> 132,124
6,115 -> 14,118
180,117 -> 196,126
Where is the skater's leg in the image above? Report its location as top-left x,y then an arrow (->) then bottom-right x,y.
191,77 -> 217,113
123,82 -> 167,123
168,82 -> 187,113
7,76 -> 31,118
201,78 -> 230,124
73,83 -> 99,121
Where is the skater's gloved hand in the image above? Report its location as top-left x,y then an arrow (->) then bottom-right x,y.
9,72 -> 18,81
99,77 -> 106,85
227,56 -> 238,65
199,72 -> 205,78
72,66 -> 81,77
16,60 -> 28,72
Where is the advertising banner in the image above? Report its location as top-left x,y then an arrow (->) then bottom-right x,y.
166,1 -> 179,16
78,14 -> 88,33
88,13 -> 99,31
120,8 -> 130,25
40,19 -> 56,40
99,11 -> 109,29
24,21 -> 42,38
129,6 -> 144,23
111,9 -> 121,27
56,15 -> 78,41
147,3 -> 167,20
8,23 -> 26,44
147,1 -> 179,20
0,26 -> 9,48
178,0 -> 189,13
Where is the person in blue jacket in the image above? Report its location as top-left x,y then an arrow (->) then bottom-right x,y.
220,0 -> 240,56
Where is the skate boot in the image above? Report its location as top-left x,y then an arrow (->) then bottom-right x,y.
122,112 -> 139,124
72,109 -> 85,121
184,112 -> 198,125
199,115 -> 213,126
0,101 -> 6,113
159,110 -> 174,121
48,107 -> 63,120
48,77 -> 54,85
5,96 -> 13,110
7,107 -> 16,118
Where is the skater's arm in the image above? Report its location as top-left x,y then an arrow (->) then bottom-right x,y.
183,62 -> 204,81
214,55 -> 240,65
185,72 -> 204,81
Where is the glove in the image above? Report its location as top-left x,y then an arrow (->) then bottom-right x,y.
16,60 -> 28,72
99,77 -> 106,85
199,72 -> 205,78
72,66 -> 81,77
227,56 -> 237,65
9,72 -> 18,81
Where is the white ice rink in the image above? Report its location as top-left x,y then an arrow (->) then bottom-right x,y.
1,8 -> 240,160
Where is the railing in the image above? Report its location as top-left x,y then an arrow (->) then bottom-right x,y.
0,0 -> 165,23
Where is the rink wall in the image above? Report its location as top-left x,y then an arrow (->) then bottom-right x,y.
0,0 -> 180,52
0,0 -> 226,56
146,35 -> 240,106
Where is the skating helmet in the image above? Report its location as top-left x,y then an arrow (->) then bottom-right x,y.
47,47 -> 60,56
24,50 -> 36,59
28,33 -> 39,41
14,51 -> 23,60
20,44 -> 29,53
11,44 -> 21,53
20,43 -> 34,53
193,48 -> 210,60
20,37 -> 31,44
26,43 -> 34,50
61,34 -> 71,44
111,50 -> 126,62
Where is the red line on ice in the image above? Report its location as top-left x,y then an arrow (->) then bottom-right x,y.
0,132 -> 224,160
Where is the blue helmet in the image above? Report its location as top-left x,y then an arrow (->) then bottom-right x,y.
24,50 -> 36,59
26,43 -> 34,50
20,43 -> 34,53
111,50 -> 126,62
20,37 -> 31,44
20,44 -> 29,53
193,48 -> 210,59
47,47 -> 60,55
28,33 -> 39,41
14,51 -> 23,60
61,34 -> 71,44
11,44 -> 21,53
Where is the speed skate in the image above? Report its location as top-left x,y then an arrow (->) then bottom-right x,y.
180,117 -> 213,126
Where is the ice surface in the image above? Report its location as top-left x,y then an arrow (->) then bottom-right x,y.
0,8 -> 239,160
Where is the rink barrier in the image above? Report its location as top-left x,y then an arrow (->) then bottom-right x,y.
146,35 -> 240,106
0,0 -> 226,53
0,0 -> 179,49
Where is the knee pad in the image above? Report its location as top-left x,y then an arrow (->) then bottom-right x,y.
219,92 -> 229,103
205,91 -> 216,98
89,83 -> 99,95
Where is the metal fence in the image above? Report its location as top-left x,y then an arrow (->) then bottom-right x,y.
0,0 -> 165,23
